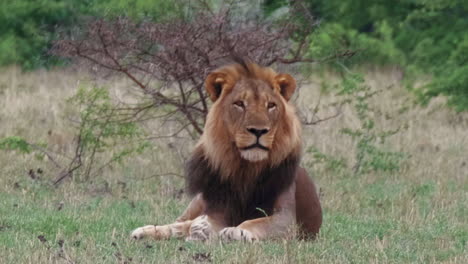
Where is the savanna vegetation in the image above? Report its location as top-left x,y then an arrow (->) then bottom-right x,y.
0,0 -> 467,263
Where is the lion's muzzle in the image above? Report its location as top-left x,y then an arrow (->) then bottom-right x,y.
237,126 -> 273,162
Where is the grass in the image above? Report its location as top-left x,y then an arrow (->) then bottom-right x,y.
0,66 -> 467,263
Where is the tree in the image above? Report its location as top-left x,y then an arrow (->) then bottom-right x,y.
0,0 -> 182,69
53,1 -> 333,137
265,0 -> 468,110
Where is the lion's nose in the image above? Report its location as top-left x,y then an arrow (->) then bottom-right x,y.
247,127 -> 269,138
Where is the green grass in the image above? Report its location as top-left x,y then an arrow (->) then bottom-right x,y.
0,67 -> 467,263
0,170 -> 465,263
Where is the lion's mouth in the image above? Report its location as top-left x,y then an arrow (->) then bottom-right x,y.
241,143 -> 269,151
237,140 -> 270,162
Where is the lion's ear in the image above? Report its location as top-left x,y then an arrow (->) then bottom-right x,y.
205,72 -> 227,102
275,74 -> 296,101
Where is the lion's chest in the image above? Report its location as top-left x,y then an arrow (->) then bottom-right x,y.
186,153 -> 298,226
203,176 -> 282,225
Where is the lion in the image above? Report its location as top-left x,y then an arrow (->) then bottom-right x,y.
131,60 -> 322,242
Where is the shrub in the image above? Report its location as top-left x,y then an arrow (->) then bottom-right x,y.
265,0 -> 468,110
0,0 -> 182,69
0,86 -> 150,185
0,0 -> 78,69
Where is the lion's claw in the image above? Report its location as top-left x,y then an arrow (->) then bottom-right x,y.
219,227 -> 257,242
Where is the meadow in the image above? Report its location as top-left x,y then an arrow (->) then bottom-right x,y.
0,66 -> 466,263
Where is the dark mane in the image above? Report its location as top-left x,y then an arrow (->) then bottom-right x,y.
186,147 -> 299,226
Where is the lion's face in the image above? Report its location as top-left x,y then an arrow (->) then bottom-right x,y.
202,62 -> 299,164
222,78 -> 283,162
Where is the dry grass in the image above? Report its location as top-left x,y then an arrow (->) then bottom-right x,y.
0,66 -> 466,263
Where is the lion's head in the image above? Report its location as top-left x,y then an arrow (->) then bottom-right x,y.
196,61 -> 301,179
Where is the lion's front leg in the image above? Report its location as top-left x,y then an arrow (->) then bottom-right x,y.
131,215 -> 220,241
132,194 -> 207,240
219,215 -> 294,242
219,183 -> 296,242
176,193 -> 206,222
186,215 -> 218,241
131,220 -> 192,240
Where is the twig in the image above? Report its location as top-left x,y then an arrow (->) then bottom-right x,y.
53,136 -> 83,186
140,172 -> 184,180
28,144 -> 62,169
303,110 -> 342,125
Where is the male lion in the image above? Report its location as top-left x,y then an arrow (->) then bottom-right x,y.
132,60 -> 322,242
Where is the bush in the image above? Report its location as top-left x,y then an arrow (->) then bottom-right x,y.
306,71 -> 407,176
0,0 -> 78,69
0,0 -> 182,69
337,73 -> 406,174
0,86 -> 150,185
307,22 -> 404,66
90,0 -> 182,21
265,0 -> 468,110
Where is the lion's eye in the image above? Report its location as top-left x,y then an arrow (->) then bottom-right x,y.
233,101 -> 245,108
267,102 -> 276,110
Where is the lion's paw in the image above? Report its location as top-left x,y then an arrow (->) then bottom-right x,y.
219,227 -> 257,242
186,216 -> 213,242
131,225 -> 152,240
131,225 -> 170,240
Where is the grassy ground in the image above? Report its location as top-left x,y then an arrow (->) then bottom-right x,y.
0,66 -> 466,263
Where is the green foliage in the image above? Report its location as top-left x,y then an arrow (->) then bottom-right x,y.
401,1 -> 468,111
0,0 -> 182,69
307,147 -> 347,173
420,36 -> 468,111
67,86 -> 150,180
338,72 -> 406,174
0,0 -> 79,69
3,0 -> 468,109
0,137 -> 48,161
90,0 -> 182,21
262,0 -> 288,16
265,0 -> 468,110
0,136 -> 32,154
70,87 -> 139,153
308,22 -> 405,66
0,86 -> 150,183
308,71 -> 406,176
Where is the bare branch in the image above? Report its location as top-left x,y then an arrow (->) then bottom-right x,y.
302,108 -> 343,125
28,144 -> 63,169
